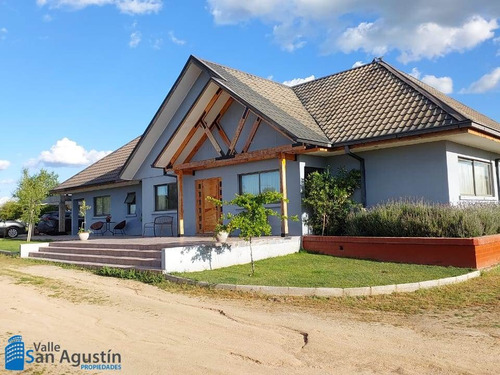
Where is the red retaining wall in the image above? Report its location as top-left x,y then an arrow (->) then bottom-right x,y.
302,234 -> 500,269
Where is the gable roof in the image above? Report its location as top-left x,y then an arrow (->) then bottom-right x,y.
53,136 -> 141,193
292,59 -> 500,146
198,58 -> 331,145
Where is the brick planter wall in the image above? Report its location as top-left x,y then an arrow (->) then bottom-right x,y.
302,234 -> 500,269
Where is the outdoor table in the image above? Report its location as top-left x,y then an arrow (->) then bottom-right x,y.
102,221 -> 116,236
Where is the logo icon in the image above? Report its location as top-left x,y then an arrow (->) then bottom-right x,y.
5,335 -> 25,371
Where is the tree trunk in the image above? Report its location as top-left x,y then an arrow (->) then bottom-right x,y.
322,213 -> 326,236
249,238 -> 255,276
27,223 -> 32,243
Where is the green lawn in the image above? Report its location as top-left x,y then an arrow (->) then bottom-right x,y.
174,252 -> 471,288
0,238 -> 47,252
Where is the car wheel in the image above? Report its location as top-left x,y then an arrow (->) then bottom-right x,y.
6,227 -> 19,238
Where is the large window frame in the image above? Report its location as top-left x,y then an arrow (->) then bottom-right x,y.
239,170 -> 280,195
458,157 -> 494,197
94,195 -> 111,217
154,183 -> 178,211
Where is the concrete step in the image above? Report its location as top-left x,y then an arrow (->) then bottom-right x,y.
38,246 -> 162,259
27,257 -> 162,272
29,252 -> 161,268
47,241 -> 169,251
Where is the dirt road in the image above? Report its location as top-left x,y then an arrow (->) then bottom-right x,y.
0,263 -> 498,374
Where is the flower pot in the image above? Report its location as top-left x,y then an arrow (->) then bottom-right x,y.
216,231 -> 229,243
78,232 -> 90,241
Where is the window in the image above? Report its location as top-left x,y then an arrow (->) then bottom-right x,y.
125,192 -> 136,215
240,170 -> 280,195
155,183 -> 178,211
94,196 -> 111,216
458,158 -> 493,197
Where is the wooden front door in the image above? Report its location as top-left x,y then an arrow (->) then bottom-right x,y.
195,177 -> 222,234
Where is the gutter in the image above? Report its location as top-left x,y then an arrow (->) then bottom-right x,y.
344,146 -> 367,207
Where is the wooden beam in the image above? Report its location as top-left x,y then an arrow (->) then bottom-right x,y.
228,107 -> 250,155
201,119 -> 224,156
167,88 -> 222,166
170,124 -> 200,165
58,194 -> 66,233
176,171 -> 184,237
279,154 -> 288,237
215,121 -> 231,147
242,117 -> 261,153
173,144 -> 306,171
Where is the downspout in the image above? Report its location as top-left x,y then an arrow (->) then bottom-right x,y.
496,158 -> 500,202
344,146 -> 366,207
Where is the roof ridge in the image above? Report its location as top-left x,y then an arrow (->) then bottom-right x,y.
198,58 -> 294,89
375,60 -> 468,123
291,61 -> 376,89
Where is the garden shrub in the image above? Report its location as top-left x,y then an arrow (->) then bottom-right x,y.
345,200 -> 500,238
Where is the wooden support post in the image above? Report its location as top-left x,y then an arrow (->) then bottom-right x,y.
279,154 -> 288,237
177,171 -> 184,237
58,194 -> 66,233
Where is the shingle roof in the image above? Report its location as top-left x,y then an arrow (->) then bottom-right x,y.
199,59 -> 331,145
53,136 -> 141,193
292,61 -> 473,145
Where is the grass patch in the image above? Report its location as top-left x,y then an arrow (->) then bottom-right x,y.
174,252 -> 471,288
0,238 -> 49,252
95,266 -> 165,284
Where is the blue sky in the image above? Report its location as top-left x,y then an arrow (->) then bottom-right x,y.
1,0 -> 499,203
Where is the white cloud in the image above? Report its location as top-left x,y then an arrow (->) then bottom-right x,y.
0,160 -> 10,170
151,37 -> 163,50
0,196 -> 13,205
168,31 -> 186,45
43,14 -> 53,22
129,31 -> 141,48
117,0 -> 162,15
37,0 -> 162,15
409,67 -> 453,94
0,179 -> 15,185
460,67 -> 500,93
29,138 -> 112,168
0,27 -> 7,41
352,61 -> 364,68
282,74 -> 315,86
207,1 -> 500,62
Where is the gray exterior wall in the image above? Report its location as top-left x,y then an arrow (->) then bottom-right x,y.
327,142 -> 451,206
182,158 -> 302,236
445,141 -> 500,203
71,184 -> 142,235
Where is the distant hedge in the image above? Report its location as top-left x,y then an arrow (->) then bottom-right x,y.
345,201 -> 500,238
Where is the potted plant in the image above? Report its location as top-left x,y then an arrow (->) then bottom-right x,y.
78,200 -> 92,241
214,217 -> 233,243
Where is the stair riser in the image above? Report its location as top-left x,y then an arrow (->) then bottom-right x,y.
38,247 -> 161,259
30,252 -> 161,267
48,242 -> 166,251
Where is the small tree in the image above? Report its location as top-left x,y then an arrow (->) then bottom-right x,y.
79,200 -> 91,233
0,200 -> 23,220
303,168 -> 361,236
14,168 -> 59,242
210,191 -> 297,276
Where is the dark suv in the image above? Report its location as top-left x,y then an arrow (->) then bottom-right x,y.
36,212 -> 83,235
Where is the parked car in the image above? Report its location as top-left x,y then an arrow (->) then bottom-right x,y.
36,211 -> 83,235
0,219 -> 26,238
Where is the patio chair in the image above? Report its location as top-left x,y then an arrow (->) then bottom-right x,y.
143,216 -> 174,237
113,220 -> 126,235
90,221 -> 104,236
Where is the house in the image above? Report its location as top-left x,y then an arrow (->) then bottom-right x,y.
52,56 -> 500,237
